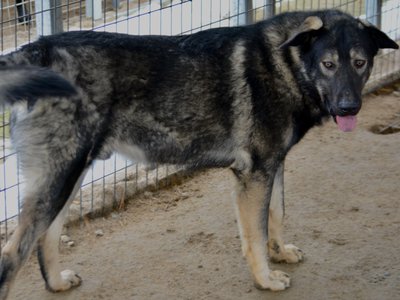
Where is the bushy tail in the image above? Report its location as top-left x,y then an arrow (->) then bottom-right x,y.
0,66 -> 76,105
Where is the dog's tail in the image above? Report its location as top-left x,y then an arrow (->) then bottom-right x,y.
0,66 -> 76,105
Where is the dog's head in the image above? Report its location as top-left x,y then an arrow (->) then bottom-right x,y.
280,11 -> 399,132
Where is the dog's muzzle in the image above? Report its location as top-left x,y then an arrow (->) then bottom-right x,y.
337,99 -> 361,116
332,99 -> 361,132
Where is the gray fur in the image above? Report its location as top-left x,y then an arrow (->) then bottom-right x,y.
0,9 -> 398,298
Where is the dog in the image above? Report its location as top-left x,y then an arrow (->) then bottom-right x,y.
0,9 -> 398,298
0,66 -> 76,101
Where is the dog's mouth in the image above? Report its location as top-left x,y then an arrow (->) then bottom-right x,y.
334,115 -> 357,132
324,97 -> 359,132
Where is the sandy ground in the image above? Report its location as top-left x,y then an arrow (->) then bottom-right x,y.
8,89 -> 400,300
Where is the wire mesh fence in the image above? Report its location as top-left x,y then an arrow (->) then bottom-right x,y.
0,0 -> 399,245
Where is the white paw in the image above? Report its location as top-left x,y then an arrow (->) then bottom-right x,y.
270,244 -> 304,263
61,269 -> 82,288
254,270 -> 291,291
282,244 -> 304,263
49,270 -> 82,292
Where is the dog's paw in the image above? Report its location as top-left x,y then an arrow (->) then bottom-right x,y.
269,244 -> 304,264
48,269 -> 82,292
60,270 -> 82,288
254,270 -> 290,291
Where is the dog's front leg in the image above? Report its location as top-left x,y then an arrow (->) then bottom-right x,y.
268,163 -> 304,263
233,169 -> 290,291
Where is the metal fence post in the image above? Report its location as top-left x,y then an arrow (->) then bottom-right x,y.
245,0 -> 254,24
16,0 -> 32,24
230,0 -> 254,25
264,0 -> 275,19
366,0 -> 382,28
86,0 -> 102,20
35,0 -> 63,36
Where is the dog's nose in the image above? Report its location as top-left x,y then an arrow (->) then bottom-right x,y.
337,100 -> 360,116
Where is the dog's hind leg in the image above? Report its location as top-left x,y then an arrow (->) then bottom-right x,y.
37,168 -> 88,292
232,169 -> 290,291
267,163 -> 303,263
0,149 -> 89,299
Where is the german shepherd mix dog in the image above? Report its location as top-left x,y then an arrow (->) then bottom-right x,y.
0,9 -> 398,298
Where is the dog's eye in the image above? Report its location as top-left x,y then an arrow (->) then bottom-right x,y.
354,59 -> 366,69
322,61 -> 335,70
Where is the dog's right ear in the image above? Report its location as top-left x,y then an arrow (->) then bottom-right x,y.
279,16 -> 323,49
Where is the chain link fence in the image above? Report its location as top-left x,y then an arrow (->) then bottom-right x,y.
1,0 -> 399,245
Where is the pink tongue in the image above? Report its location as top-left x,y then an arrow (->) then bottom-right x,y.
336,115 -> 357,132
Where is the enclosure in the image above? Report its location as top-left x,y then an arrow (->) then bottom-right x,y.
0,1 -> 399,298
1,0 -> 399,244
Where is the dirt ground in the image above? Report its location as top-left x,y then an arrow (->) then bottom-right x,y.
8,89 -> 400,300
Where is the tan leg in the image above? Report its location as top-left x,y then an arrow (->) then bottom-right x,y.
0,153 -> 88,299
37,169 -> 87,292
37,204 -> 82,292
0,209 -> 37,300
268,163 -> 303,263
233,170 -> 290,291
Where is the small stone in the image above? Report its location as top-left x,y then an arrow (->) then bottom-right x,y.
60,235 -> 71,243
95,229 -> 104,237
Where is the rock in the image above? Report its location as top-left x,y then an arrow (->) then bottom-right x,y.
95,229 -> 104,237
60,235 -> 71,243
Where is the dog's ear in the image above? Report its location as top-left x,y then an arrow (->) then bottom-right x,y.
279,16 -> 323,49
358,19 -> 399,49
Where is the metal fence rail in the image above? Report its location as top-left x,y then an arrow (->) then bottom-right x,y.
1,0 -> 399,246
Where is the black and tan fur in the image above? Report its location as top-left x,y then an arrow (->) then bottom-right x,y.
0,9 -> 398,298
